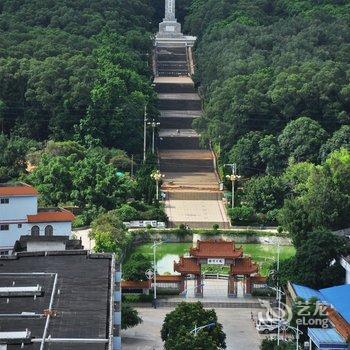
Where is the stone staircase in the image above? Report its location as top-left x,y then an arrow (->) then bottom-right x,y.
154,46 -> 230,229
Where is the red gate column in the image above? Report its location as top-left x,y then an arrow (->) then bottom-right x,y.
228,275 -> 236,297
179,275 -> 185,293
245,276 -> 252,295
195,274 -> 203,298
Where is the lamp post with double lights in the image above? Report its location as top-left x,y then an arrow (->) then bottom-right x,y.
147,119 -> 160,154
151,170 -> 165,201
225,163 -> 241,208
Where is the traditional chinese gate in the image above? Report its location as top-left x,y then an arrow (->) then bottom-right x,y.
174,240 -> 266,298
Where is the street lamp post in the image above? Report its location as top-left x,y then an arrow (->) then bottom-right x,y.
283,324 -> 303,350
190,322 -> 216,336
266,282 -> 285,347
276,235 -> 281,346
152,240 -> 162,308
143,105 -> 148,162
225,163 -> 241,208
147,120 -> 160,154
151,170 -> 164,201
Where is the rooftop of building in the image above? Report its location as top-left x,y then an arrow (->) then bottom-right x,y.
0,183 -> 38,197
13,236 -> 83,253
230,257 -> 259,275
291,283 -> 350,324
0,251 -> 114,350
27,208 -> 75,223
174,257 -> 200,275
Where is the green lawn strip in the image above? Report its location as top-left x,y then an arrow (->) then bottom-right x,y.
131,242 -> 192,260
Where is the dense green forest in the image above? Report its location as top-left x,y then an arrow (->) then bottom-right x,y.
0,0 -> 157,150
184,0 -> 350,226
185,0 -> 349,164
183,0 -> 350,287
0,0 -> 164,224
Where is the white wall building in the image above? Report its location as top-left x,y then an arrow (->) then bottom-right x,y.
341,256 -> 350,284
0,183 -> 75,254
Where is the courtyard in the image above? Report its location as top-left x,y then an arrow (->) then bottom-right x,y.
122,307 -> 264,350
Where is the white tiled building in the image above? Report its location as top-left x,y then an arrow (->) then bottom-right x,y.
341,256 -> 350,284
0,183 -> 75,254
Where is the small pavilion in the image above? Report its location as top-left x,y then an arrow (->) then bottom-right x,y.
174,240 -> 266,297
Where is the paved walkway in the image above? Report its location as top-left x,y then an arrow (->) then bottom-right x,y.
158,92 -> 201,100
154,76 -> 194,84
155,45 -> 230,229
122,307 -> 262,350
165,199 -> 227,225
72,228 -> 94,250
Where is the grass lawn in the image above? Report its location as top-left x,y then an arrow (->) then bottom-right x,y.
131,242 -> 191,260
129,242 -> 295,276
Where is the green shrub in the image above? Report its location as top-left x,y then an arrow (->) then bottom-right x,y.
72,215 -> 85,228
116,204 -> 140,221
252,288 -> 275,297
156,288 -> 180,296
261,338 -> 295,350
142,207 -> 168,222
123,253 -> 152,281
122,293 -> 153,303
266,209 -> 279,224
129,201 -> 149,212
227,206 -> 257,225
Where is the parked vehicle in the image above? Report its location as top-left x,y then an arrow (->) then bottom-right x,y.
256,319 -> 280,334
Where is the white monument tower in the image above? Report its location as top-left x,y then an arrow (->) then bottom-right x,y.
156,0 -> 196,45
158,0 -> 183,38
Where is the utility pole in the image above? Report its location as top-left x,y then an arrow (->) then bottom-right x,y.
225,163 -> 241,208
276,235 -> 281,346
143,105 -> 148,162
131,155 -> 134,177
147,119 -> 160,154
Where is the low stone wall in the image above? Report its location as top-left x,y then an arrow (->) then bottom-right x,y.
131,231 -> 292,246
193,233 -> 292,246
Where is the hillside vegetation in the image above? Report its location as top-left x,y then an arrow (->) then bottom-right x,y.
184,0 -> 350,288
0,0 -> 157,150
0,0 -> 162,224
184,0 -> 350,223
185,0 -> 349,168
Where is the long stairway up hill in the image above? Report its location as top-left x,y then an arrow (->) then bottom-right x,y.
154,46 -> 230,229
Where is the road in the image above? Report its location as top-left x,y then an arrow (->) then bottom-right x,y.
122,307 -> 263,350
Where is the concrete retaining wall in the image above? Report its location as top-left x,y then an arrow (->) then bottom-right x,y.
131,231 -> 292,245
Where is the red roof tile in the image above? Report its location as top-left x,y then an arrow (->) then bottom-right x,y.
155,275 -> 183,283
0,183 -> 38,196
250,275 -> 267,284
27,209 -> 75,223
190,240 -> 243,259
326,307 -> 350,340
121,280 -> 151,289
174,257 -> 200,274
231,257 -> 259,275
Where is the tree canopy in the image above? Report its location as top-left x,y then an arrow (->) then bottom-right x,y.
186,0 -> 350,175
0,0 -> 157,153
276,229 -> 350,288
161,302 -> 226,350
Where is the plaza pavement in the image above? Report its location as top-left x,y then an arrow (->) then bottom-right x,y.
122,307 -> 264,350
